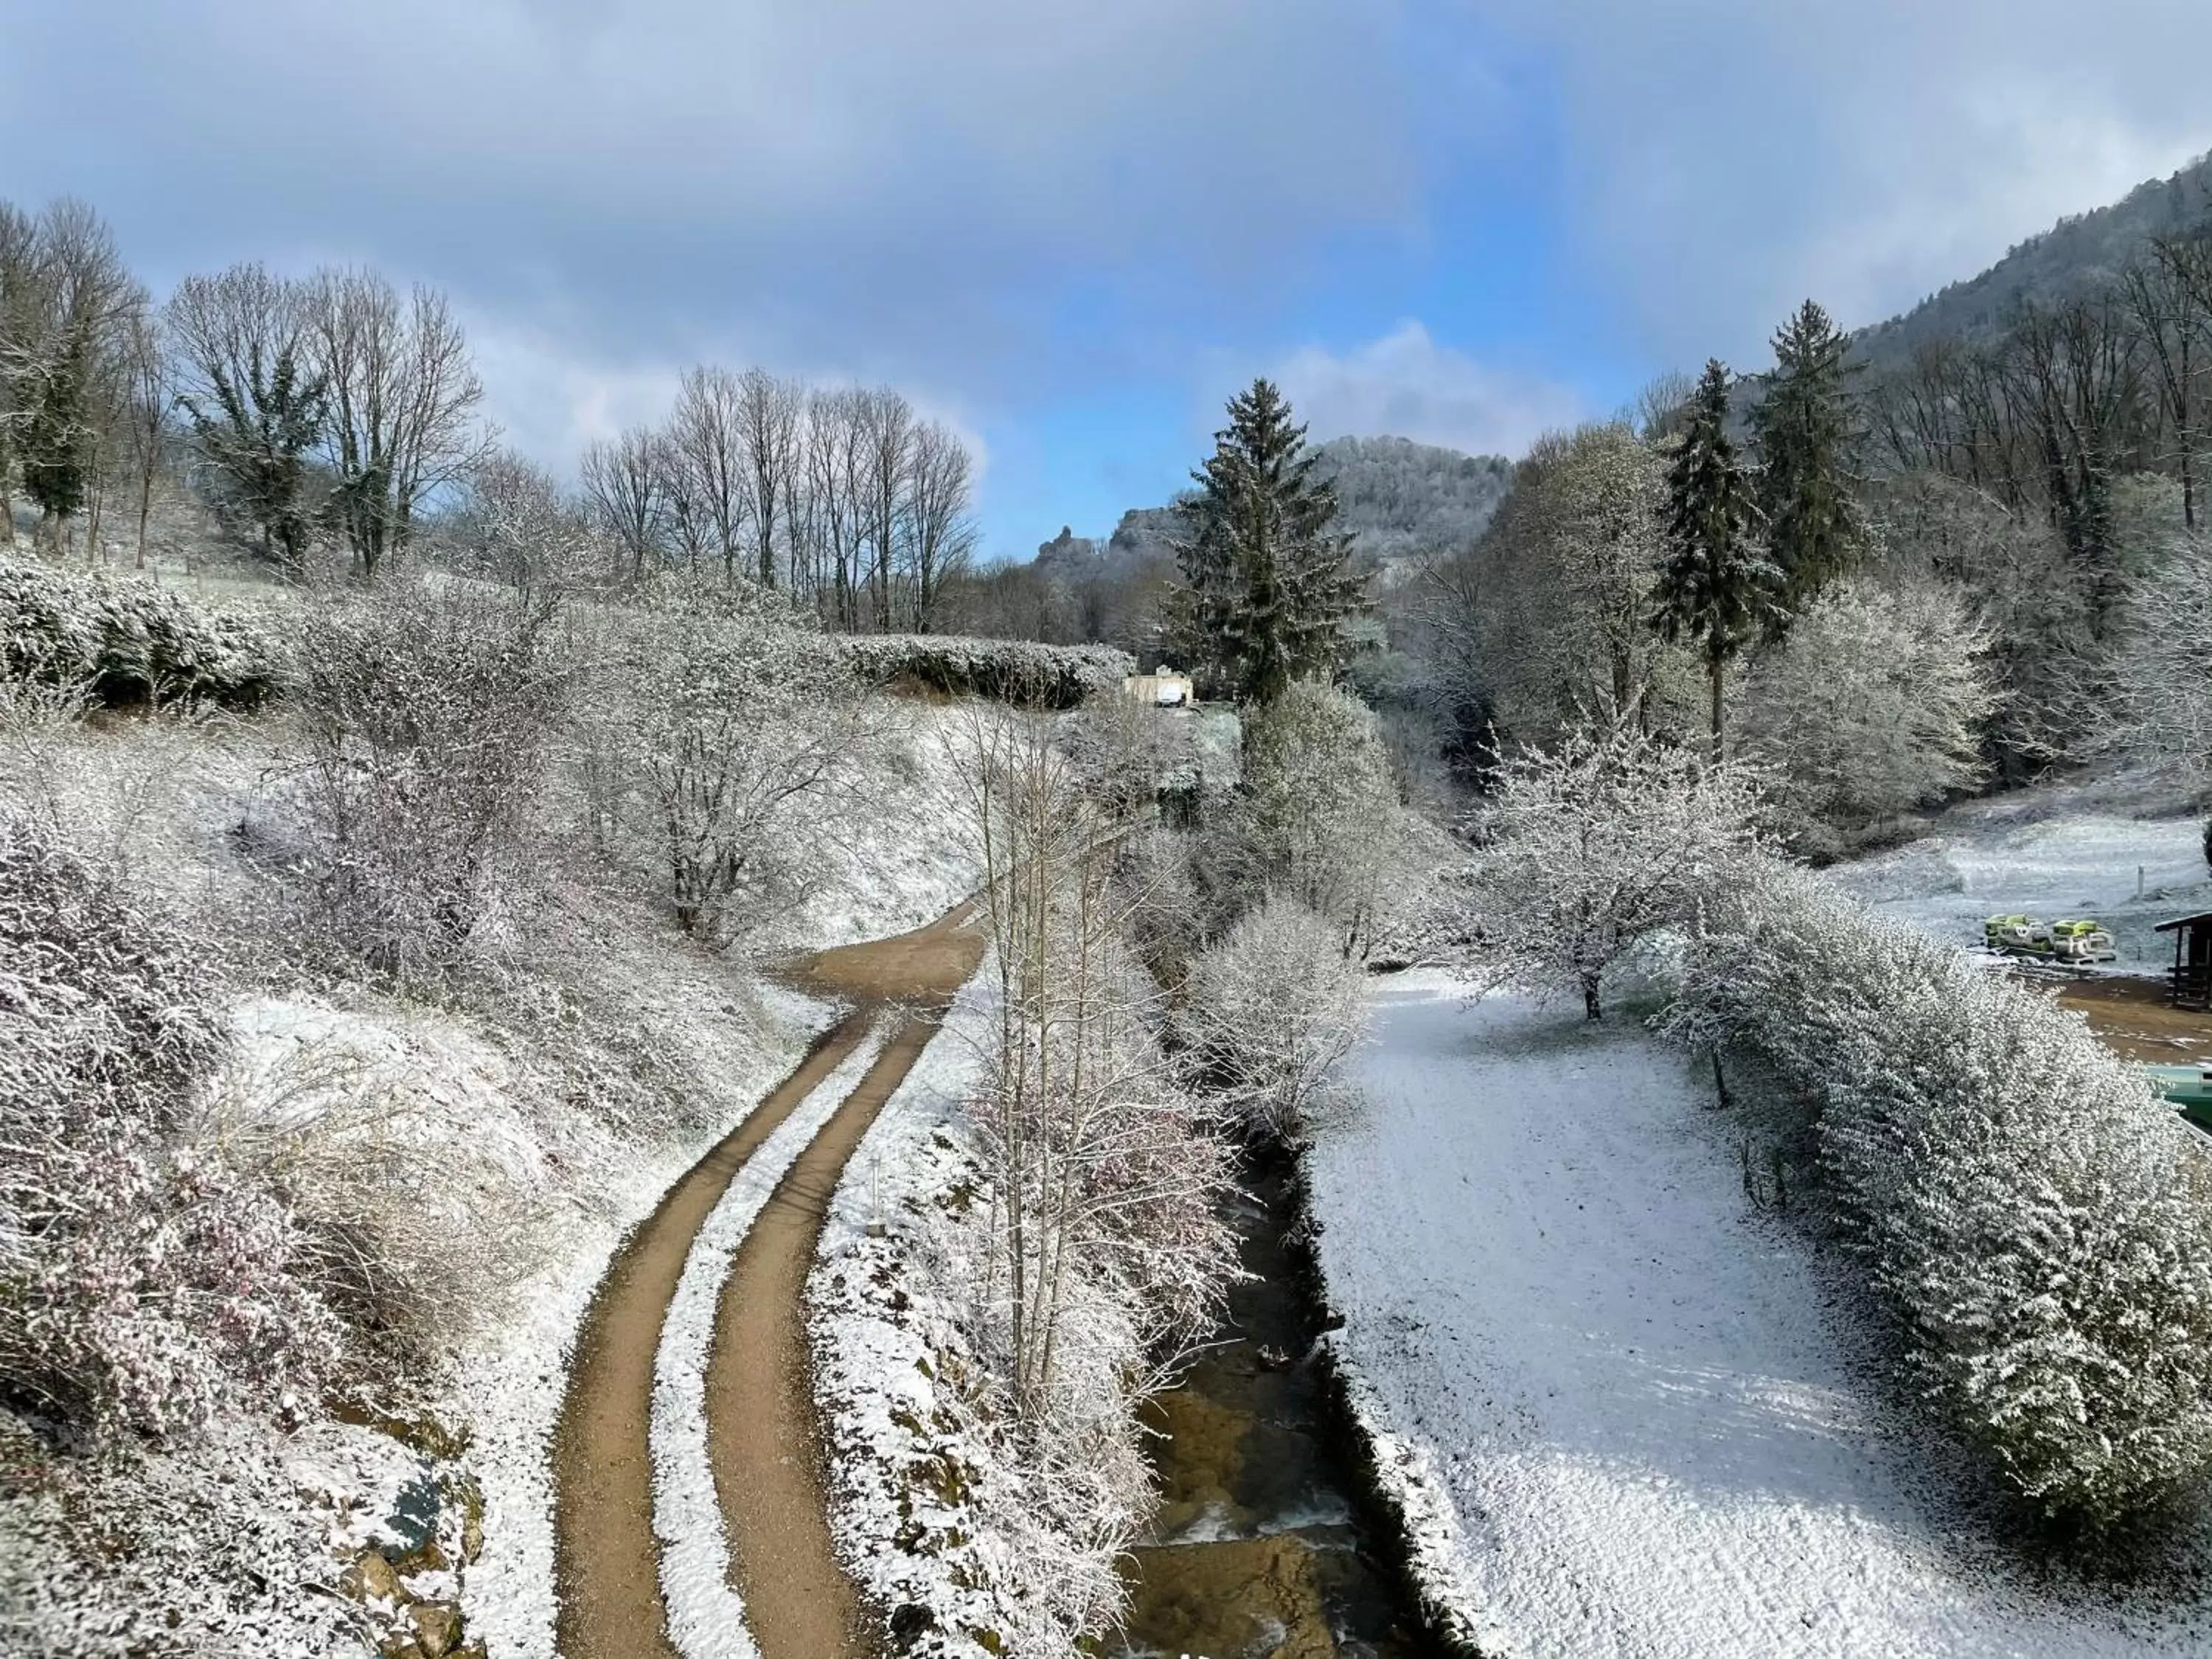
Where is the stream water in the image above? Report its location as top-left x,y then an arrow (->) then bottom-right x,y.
1105,1148 -> 1433,1659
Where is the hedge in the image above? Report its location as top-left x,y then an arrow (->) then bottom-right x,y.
837,634 -> 1135,708
0,556 -> 281,707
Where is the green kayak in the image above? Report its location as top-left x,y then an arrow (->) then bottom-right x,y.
2143,1063 -> 2212,1132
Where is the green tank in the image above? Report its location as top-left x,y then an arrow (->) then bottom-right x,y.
2141,1062 -> 2212,1132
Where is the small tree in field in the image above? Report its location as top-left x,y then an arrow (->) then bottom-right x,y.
616,577 -> 877,942
1473,714 -> 1768,1019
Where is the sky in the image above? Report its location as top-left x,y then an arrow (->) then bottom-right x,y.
8,1 -> 2212,562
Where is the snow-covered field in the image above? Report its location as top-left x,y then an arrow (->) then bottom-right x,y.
1309,973 -> 2212,1658
1829,777 -> 2207,966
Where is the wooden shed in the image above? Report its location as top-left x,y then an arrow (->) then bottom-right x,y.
2154,912 -> 2212,1010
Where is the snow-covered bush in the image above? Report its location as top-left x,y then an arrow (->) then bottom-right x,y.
1663,859 -> 2212,1525
0,552 -> 279,706
1178,893 -> 1368,1134
0,811 -> 339,1437
1472,714 -> 1770,1019
288,577 -> 571,982
840,633 -> 1134,708
1228,678 -> 1403,954
1736,578 -> 1995,855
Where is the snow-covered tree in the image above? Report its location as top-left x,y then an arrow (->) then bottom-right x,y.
1171,378 -> 1364,705
1736,578 -> 1995,854
1663,858 -> 2212,1525
1229,678 -> 1402,956
1653,360 -> 1778,757
1472,714 -> 1769,1020
1178,893 -> 1368,1135
2101,532 -> 2212,791
291,577 -> 571,981
950,704 -> 1236,1422
611,575 -> 878,942
1751,299 -> 1865,613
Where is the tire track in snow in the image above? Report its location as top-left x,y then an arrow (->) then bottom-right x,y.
652,1019 -> 896,1658
550,1015 -> 874,1659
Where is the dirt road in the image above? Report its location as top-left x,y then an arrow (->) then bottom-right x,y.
552,902 -> 984,1659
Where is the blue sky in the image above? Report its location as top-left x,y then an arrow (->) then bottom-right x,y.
9,1 -> 2212,560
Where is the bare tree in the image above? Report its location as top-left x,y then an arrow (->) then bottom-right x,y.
734,367 -> 801,590
950,703 -> 1234,1420
855,386 -> 914,630
666,365 -> 751,584
2130,234 -> 2212,529
304,269 -> 489,583
1,201 -> 140,556
580,425 -> 669,581
904,417 -> 977,632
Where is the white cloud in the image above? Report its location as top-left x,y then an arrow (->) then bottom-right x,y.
1480,0 -> 2212,362
1271,321 -> 1584,459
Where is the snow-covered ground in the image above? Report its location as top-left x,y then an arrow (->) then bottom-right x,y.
1829,777 -> 2208,967
1309,973 -> 2212,1659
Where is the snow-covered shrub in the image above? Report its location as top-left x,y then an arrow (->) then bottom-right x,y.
1178,892 -> 1368,1134
0,811 -> 339,1436
840,633 -> 1134,708
288,577 -> 571,982
1736,578 -> 1995,856
1228,678 -> 1403,955
0,552 -> 279,706
1471,714 -> 1770,1019
603,577 -> 881,942
1663,859 -> 2212,1525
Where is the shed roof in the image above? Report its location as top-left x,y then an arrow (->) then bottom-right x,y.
2155,913 -> 2212,933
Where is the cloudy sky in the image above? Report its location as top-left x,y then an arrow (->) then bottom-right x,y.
8,1 -> 2212,558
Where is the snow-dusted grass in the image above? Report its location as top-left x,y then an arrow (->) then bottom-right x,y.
653,1018 -> 894,1659
1310,973 -> 2212,1658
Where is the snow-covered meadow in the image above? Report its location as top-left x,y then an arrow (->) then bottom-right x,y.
1828,776 -> 2208,964
1309,973 -> 2212,1658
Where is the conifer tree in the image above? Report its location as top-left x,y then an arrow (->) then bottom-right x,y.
1652,359 -> 1775,758
1750,299 -> 1863,616
1172,378 -> 1363,705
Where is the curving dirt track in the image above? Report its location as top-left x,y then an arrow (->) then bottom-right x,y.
551,901 -> 982,1659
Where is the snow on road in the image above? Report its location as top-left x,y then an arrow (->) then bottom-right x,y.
1827,779 -> 2206,966
1308,973 -> 2212,1658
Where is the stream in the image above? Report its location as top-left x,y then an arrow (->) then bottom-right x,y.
1105,1147 -> 1434,1659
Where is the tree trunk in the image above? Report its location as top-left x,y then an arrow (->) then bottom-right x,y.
1708,655 -> 1725,762
1582,971 -> 1603,1022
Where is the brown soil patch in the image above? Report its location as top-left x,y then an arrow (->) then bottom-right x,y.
550,900 -> 982,1659
2032,972 -> 2212,1065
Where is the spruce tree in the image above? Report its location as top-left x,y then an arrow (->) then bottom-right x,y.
1172,378 -> 1363,705
1750,299 -> 1863,616
1652,359 -> 1775,758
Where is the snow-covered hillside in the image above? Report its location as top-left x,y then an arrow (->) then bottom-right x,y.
1308,973 -> 2212,1658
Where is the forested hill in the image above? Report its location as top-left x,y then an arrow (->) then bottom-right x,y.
1854,150 -> 2212,371
1040,434 -> 1513,580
